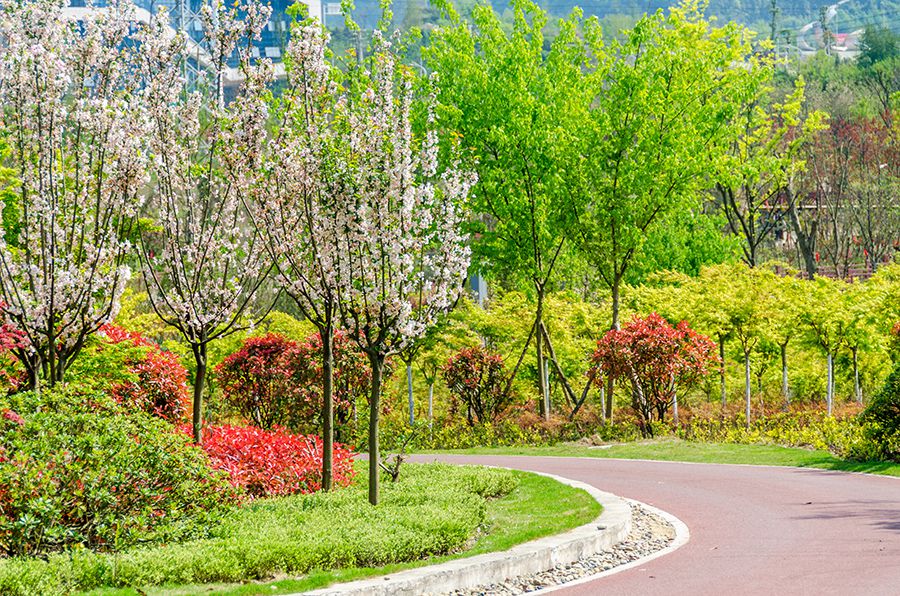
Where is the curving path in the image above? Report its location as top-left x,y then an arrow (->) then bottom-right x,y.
412,454 -> 900,596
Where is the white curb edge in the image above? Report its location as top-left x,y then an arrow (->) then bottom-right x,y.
300,468 -> 631,596
528,498 -> 690,594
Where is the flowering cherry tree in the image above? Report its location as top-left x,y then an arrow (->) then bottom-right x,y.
591,313 -> 717,436
0,0 -> 149,389
138,1 -> 273,443
334,31 -> 475,505
252,18 -> 345,490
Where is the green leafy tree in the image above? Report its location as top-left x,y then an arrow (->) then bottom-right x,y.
801,276 -> 851,415
425,0 -> 598,419
716,76 -> 828,272
569,3 -> 761,419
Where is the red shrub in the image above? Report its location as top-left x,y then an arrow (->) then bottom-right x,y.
216,331 -> 371,432
216,334 -> 301,429
0,309 -> 27,392
184,424 -> 356,498
291,330 -> 371,429
99,324 -> 191,422
442,346 -> 509,425
591,313 -> 718,433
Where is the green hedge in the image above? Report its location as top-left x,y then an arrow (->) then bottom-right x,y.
0,464 -> 518,594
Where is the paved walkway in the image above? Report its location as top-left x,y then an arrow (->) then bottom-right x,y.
412,454 -> 900,596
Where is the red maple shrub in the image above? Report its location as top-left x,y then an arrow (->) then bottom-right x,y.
591,313 -> 717,436
216,333 -> 300,429
0,309 -> 27,392
186,424 -> 356,498
442,346 -> 509,425
216,331 -> 371,433
98,324 -> 191,422
291,330 -> 371,431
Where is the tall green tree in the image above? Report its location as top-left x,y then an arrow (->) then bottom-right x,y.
571,2 -> 760,418
425,0 -> 598,418
716,76 -> 827,271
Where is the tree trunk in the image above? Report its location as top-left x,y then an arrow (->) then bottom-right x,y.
826,352 -> 834,416
787,190 -> 818,279
367,353 -> 384,506
535,292 -> 549,420
781,342 -> 790,408
321,319 -> 335,492
744,351 -> 751,430
427,383 -> 433,425
191,342 -> 208,445
611,280 -> 621,331
720,336 -> 727,409
406,363 -> 414,426
672,387 -> 679,427
598,381 -> 606,422
604,280 -> 622,422
852,346 -> 862,405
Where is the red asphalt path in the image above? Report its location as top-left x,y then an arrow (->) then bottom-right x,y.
413,454 -> 900,596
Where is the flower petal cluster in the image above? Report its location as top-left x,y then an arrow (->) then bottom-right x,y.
0,0 -> 149,385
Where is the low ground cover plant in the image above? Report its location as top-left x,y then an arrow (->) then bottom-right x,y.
0,464 -> 520,594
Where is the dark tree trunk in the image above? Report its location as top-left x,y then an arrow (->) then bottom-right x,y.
744,351 -> 751,430
406,363 -> 414,426
604,281 -> 622,422
367,352 -> 384,506
787,191 -> 818,279
191,342 -> 208,445
719,336 -> 727,409
781,342 -> 790,408
321,318 -> 335,491
535,290 -> 549,420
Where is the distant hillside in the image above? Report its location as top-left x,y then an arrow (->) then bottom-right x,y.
343,0 -> 900,36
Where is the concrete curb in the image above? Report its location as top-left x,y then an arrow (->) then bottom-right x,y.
528,498 -> 690,594
301,470 -> 631,596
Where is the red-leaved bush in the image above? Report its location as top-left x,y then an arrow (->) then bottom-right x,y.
216,331 -> 370,432
99,324 -> 191,422
185,424 -> 356,498
292,330 -> 371,429
442,346 -> 510,425
0,307 -> 27,392
215,333 -> 299,429
591,313 -> 717,434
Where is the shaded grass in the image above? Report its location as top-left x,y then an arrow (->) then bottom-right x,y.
423,439 -> 900,477
70,464 -> 599,596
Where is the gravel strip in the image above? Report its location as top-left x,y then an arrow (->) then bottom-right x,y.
442,502 -> 675,596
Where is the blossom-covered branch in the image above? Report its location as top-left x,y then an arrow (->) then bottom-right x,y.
137,0 -> 273,442
0,0 -> 149,389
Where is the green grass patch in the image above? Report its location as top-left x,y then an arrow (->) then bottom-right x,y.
0,463 -> 599,596
424,439 -> 900,477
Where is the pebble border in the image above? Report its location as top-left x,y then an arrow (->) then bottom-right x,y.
445,499 -> 689,595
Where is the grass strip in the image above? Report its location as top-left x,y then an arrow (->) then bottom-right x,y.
19,463 -> 599,596
423,439 -> 900,477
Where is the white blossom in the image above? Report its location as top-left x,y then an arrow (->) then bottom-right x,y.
0,0 -> 149,386
138,1 -> 272,349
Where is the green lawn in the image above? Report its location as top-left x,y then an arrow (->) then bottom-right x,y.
424,439 -> 900,477
68,464 -> 599,596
